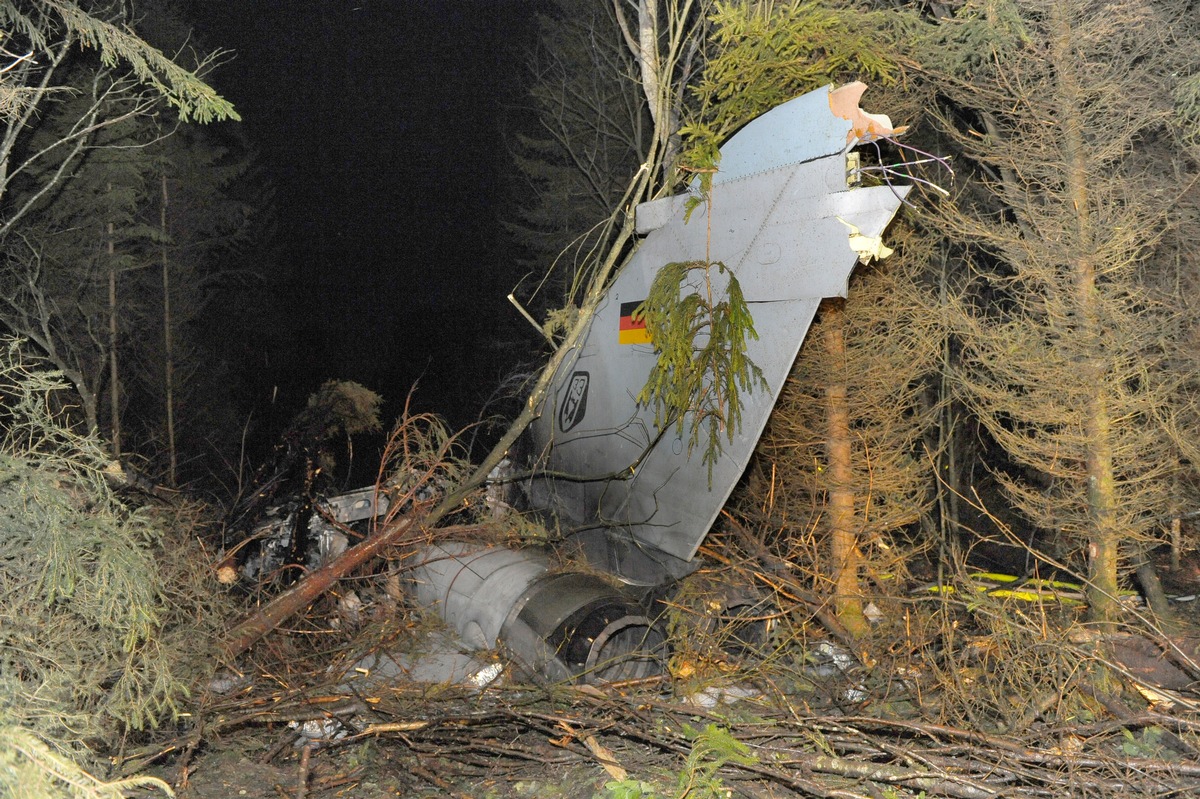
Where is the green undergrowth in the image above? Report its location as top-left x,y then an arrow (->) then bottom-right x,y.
0,341 -> 227,797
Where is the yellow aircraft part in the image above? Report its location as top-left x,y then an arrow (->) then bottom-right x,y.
922,572 -> 1140,606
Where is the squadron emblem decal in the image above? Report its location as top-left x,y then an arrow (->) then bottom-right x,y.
558,371 -> 589,433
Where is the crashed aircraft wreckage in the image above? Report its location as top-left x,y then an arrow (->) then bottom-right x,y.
525,81 -> 909,587
239,83 -> 910,685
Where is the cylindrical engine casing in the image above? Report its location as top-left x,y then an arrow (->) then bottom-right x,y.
409,543 -> 664,683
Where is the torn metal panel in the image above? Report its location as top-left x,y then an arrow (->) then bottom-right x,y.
526,83 -> 910,583
320,485 -> 391,524
239,486 -> 390,583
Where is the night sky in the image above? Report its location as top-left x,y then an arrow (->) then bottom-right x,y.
182,1 -> 541,435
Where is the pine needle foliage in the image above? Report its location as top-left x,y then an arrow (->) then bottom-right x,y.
1176,73 -> 1200,147
636,258 -> 765,485
675,723 -> 757,799
0,340 -> 213,794
679,0 -> 902,164
751,234 -> 940,547
0,724 -> 172,799
0,0 -> 239,123
304,379 -> 383,438
907,0 -> 1031,82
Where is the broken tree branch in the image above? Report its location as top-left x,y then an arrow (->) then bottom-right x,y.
223,513 -> 418,659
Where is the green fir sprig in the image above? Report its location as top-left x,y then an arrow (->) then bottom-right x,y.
636,258 -> 765,485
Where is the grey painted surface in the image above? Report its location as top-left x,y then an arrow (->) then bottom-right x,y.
526,84 -> 910,582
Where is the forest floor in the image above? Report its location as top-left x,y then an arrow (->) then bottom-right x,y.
128,561 -> 1200,799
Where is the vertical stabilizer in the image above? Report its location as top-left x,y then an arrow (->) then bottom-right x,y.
527,84 -> 910,583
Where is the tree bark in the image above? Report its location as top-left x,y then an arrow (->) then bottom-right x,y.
161,173 -> 177,486
611,0 -> 694,184
822,299 -> 869,638
106,188 -> 121,456
1050,6 -> 1120,626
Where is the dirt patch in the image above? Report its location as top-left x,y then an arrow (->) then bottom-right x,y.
165,734 -> 612,799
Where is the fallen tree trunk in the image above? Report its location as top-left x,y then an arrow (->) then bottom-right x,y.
223,513 -> 419,659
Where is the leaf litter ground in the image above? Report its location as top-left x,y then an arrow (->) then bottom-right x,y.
130,556 -> 1200,799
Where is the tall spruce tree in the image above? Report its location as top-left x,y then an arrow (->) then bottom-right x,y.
751,248 -> 941,636
920,0 -> 1200,624
0,0 -> 241,457
0,5 -> 237,791
122,122 -> 257,485
0,103 -> 160,438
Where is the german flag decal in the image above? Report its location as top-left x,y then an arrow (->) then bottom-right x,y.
619,301 -> 651,345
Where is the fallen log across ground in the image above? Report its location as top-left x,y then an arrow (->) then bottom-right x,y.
222,512 -> 421,659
